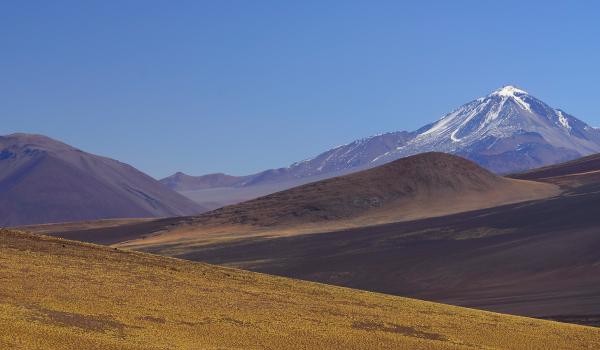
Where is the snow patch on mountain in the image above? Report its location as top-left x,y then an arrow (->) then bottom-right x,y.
490,85 -> 527,97
556,110 -> 571,130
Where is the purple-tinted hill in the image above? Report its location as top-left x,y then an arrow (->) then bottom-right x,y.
0,133 -> 206,226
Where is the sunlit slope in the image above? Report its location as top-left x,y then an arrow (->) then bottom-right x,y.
1,230 -> 599,350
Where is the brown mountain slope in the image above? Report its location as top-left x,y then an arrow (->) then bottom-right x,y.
2,229 -> 599,350
122,152 -> 558,246
0,133 -> 205,226
192,152 -> 557,226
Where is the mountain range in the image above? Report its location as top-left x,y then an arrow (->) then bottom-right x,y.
0,133 -> 204,226
162,85 -> 600,209
5,85 -> 599,225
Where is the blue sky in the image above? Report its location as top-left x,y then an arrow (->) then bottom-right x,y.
2,1 -> 599,178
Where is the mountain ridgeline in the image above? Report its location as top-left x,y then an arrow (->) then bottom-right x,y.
160,131 -> 414,191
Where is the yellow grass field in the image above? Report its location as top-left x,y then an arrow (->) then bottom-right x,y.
1,229 -> 599,349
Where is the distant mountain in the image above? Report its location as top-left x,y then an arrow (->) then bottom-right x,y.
160,132 -> 416,208
376,86 -> 600,173
0,133 -> 205,226
161,172 -> 246,191
161,131 -> 414,191
163,86 -> 600,209
245,131 -> 416,185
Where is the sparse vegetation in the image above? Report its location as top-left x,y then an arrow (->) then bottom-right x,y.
1,229 -> 599,349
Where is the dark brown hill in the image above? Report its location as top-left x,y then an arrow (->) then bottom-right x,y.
181,152 -> 557,230
0,133 -> 205,226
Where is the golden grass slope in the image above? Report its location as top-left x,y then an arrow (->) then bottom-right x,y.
1,229 -> 599,350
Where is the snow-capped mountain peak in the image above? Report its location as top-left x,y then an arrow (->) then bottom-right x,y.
373,85 -> 600,173
281,84 -> 600,177
490,85 -> 528,97
487,85 -> 532,112
171,85 -> 600,195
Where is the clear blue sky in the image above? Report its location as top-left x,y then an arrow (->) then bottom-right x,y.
2,1 -> 599,178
